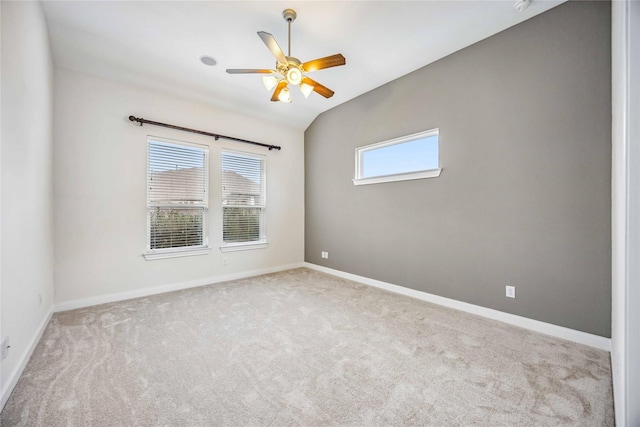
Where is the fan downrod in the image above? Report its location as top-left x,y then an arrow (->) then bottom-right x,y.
282,9 -> 297,57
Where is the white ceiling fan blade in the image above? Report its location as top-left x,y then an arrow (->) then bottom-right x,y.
258,31 -> 288,65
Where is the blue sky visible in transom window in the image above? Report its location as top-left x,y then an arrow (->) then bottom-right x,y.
361,134 -> 438,178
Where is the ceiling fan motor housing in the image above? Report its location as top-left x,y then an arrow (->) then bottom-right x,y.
277,56 -> 303,85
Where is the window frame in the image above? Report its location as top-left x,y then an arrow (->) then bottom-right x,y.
353,128 -> 441,186
144,136 -> 211,261
220,149 -> 268,252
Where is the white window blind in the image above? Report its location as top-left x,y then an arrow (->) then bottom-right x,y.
147,138 -> 209,252
222,151 -> 266,246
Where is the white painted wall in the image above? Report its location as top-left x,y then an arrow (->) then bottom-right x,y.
611,3 -> 626,422
626,4 -> 640,424
611,1 -> 640,425
626,1 -> 640,426
1,1 -> 55,407
53,67 -> 304,304
1,0 -> 3,400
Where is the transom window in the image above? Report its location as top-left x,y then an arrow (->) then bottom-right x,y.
353,128 -> 441,185
145,137 -> 210,260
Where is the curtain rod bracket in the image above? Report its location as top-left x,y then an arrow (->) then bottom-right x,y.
128,115 -> 281,151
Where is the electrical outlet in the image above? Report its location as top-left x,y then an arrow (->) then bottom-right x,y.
321,251 -> 329,259
1,337 -> 10,360
222,257 -> 228,265
506,285 -> 516,298
39,294 -> 42,305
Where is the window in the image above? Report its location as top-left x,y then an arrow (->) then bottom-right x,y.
145,137 -> 210,260
221,150 -> 267,251
353,128 -> 441,185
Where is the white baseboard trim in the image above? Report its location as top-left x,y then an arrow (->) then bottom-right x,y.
304,263 -> 611,352
1,306 -> 54,410
54,262 -> 305,313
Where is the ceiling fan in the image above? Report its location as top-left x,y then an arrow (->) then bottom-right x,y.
226,9 -> 346,103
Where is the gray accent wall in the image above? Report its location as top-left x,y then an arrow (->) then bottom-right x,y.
304,1 -> 611,337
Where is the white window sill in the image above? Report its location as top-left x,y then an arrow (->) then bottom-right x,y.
353,168 -> 442,186
144,247 -> 211,261
220,241 -> 268,252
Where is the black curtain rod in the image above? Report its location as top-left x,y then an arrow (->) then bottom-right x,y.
128,116 -> 281,151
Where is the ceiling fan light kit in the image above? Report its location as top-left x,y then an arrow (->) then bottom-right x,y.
263,75 -> 278,91
226,9 -> 346,103
300,82 -> 313,98
278,86 -> 292,103
286,67 -> 302,85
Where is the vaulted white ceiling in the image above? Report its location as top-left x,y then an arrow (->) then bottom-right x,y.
41,1 -> 565,131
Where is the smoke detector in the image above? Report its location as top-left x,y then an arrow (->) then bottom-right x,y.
515,0 -> 531,12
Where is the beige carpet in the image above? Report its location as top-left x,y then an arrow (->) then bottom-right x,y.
1,268 -> 613,426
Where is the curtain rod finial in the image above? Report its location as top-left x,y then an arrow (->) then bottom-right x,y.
129,115 -> 143,126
